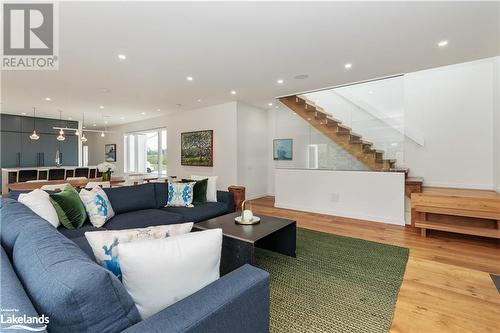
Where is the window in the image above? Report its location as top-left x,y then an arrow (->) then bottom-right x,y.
124,128 -> 167,175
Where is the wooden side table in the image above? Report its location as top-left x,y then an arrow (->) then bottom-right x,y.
228,186 -> 246,211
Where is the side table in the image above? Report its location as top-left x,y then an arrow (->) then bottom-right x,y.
227,185 -> 246,211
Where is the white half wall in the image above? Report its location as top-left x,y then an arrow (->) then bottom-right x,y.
274,169 -> 406,225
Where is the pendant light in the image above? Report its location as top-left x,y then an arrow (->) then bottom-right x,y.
29,107 -> 40,140
56,110 -> 65,141
80,112 -> 88,142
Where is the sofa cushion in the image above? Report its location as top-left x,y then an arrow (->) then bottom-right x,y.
1,246 -> 45,331
12,215 -> 141,333
57,222 -> 105,239
70,236 -> 97,261
153,182 -> 168,208
162,202 -> 228,223
0,198 -> 50,256
104,209 -> 185,230
104,183 -> 157,214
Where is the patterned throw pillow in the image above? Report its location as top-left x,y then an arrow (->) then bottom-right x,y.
166,182 -> 196,207
84,223 -> 194,280
79,186 -> 115,227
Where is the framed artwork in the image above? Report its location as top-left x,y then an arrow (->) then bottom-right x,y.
104,144 -> 117,162
273,139 -> 293,160
181,130 -> 214,166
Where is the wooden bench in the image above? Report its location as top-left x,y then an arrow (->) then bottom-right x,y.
411,187 -> 500,239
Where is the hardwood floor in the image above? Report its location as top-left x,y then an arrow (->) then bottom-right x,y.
248,196 -> 500,333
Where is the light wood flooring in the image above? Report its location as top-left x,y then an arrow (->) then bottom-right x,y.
248,196 -> 500,333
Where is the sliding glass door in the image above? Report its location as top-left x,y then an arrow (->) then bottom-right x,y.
124,128 -> 167,175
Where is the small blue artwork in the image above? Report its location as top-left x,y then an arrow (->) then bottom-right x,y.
273,139 -> 293,160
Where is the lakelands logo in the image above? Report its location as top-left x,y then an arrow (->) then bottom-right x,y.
0,310 -> 49,331
2,2 -> 59,70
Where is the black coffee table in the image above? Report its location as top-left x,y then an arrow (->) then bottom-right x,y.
194,212 -> 296,275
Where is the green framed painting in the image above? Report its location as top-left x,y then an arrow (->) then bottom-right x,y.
181,130 -> 214,166
273,139 -> 293,160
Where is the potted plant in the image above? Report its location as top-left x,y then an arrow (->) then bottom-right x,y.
97,162 -> 116,181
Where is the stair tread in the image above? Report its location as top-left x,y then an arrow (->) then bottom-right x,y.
326,116 -> 342,123
414,205 -> 499,219
415,220 -> 500,239
337,124 -> 351,130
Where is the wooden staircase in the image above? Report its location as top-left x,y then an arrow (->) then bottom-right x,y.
279,94 -> 423,196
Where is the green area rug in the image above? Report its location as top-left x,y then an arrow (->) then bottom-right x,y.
255,228 -> 409,333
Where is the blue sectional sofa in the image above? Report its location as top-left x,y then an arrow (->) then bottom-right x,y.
0,183 -> 270,333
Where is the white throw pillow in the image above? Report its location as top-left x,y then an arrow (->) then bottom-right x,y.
79,186 -> 115,227
18,189 -> 60,228
191,175 -> 218,202
84,223 -> 193,280
118,228 -> 222,319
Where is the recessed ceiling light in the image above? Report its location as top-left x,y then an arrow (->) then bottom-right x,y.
344,63 -> 352,69
197,99 -> 202,102
268,102 -> 273,106
368,90 -> 374,94
93,123 -> 96,127
156,108 -> 161,112
277,79 -> 284,84
21,112 -> 27,115
141,112 -> 146,115
230,90 -> 236,95
99,105 -> 104,109
437,40 -> 448,47
186,76 -> 193,81
117,54 -> 127,60
45,97 -> 51,101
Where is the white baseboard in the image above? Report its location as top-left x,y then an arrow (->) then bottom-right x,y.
246,193 -> 268,200
274,201 -> 406,226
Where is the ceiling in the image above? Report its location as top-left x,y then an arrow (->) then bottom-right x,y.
2,1 -> 499,128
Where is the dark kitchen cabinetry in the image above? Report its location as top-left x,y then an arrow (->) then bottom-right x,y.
1,132 -> 22,167
1,114 -> 79,169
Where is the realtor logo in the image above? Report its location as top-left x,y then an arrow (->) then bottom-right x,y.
2,2 -> 58,70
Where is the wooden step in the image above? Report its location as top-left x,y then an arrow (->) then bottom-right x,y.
337,124 -> 351,134
390,167 -> 409,175
415,220 -> 500,239
325,118 -> 340,127
315,111 -> 327,120
414,205 -> 499,220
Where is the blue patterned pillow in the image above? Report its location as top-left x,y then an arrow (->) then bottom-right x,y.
166,182 -> 195,207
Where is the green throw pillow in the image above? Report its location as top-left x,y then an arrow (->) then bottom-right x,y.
49,184 -> 87,229
181,178 -> 208,204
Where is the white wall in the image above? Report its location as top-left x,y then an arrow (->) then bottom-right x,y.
275,169 -> 406,225
404,58 -> 496,190
86,101 -> 269,195
87,102 -> 238,190
236,102 -> 269,199
494,57 -> 500,193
